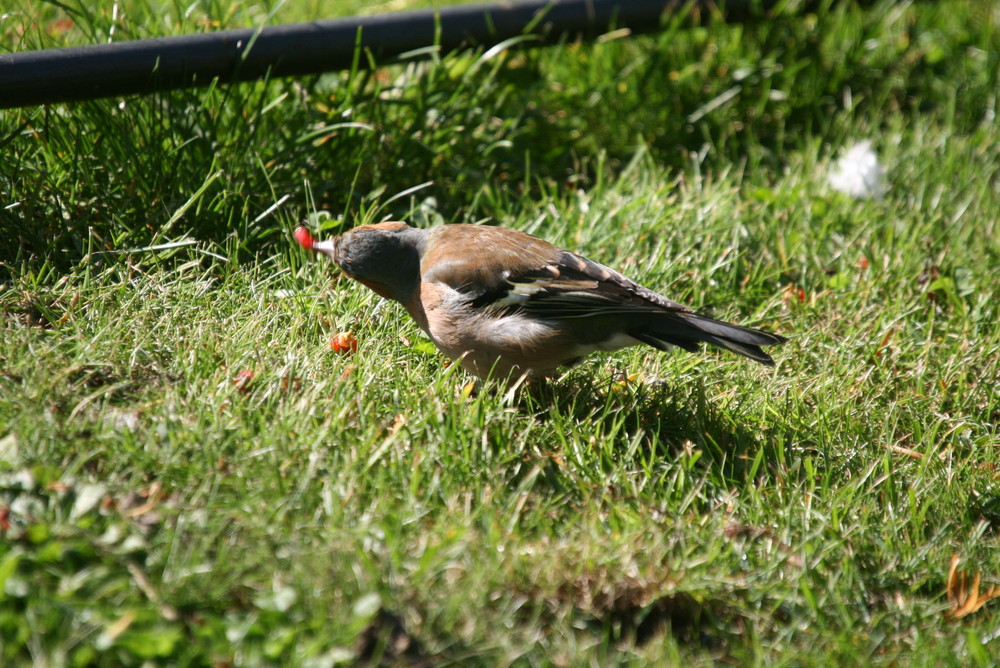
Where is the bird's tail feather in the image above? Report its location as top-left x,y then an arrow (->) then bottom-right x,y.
633,313 -> 787,366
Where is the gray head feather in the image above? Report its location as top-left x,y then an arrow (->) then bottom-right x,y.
334,223 -> 426,303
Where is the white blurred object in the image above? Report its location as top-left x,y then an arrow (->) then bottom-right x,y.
829,140 -> 886,200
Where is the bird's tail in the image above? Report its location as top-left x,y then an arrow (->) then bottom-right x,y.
632,313 -> 787,366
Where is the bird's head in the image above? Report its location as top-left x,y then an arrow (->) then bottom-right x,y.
313,221 -> 426,303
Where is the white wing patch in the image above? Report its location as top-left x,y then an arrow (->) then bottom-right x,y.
486,279 -> 551,308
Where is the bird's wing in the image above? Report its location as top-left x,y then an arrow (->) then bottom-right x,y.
420,224 -> 691,318
419,224 -> 787,365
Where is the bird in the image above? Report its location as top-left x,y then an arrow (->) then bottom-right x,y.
296,222 -> 787,383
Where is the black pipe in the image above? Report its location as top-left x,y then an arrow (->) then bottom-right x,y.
0,0 -> 765,109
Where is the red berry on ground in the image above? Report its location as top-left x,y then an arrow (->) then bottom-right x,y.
330,331 -> 358,355
293,226 -> 315,251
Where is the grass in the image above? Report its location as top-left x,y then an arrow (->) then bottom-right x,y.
1,0 -> 999,664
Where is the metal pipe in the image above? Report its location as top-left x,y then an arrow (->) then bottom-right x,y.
0,0 -> 761,109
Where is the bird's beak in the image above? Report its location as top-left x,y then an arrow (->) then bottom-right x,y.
312,238 -> 337,259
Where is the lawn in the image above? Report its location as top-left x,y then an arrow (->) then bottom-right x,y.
1,0 -> 998,664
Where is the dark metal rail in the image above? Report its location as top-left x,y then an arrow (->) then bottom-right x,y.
0,0 -> 766,109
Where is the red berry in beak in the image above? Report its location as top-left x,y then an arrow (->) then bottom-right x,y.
293,226 -> 315,251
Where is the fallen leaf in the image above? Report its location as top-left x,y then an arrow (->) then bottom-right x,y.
886,443 -> 923,460
121,482 -> 163,519
460,381 -> 477,400
233,369 -> 255,394
946,554 -> 1000,619
875,327 -> 895,358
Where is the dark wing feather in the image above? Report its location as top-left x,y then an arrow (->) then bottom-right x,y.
492,249 -> 694,317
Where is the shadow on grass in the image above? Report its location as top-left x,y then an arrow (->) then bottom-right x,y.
520,373 -> 776,486
492,377 -> 788,656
